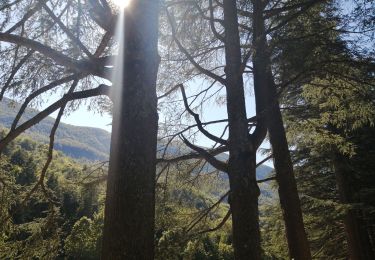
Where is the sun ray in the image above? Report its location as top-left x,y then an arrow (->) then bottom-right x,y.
112,0 -> 131,9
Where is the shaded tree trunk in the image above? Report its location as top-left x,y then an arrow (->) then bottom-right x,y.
223,0 -> 261,259
251,1 -> 311,259
333,152 -> 375,260
101,1 -> 160,259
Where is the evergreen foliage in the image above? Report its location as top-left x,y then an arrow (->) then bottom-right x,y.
0,0 -> 374,258
0,134 -> 236,259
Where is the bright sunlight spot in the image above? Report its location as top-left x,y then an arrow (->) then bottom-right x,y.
112,0 -> 131,9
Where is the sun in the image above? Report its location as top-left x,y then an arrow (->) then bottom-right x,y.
112,0 -> 131,9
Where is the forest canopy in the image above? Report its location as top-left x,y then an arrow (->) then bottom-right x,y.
0,0 -> 374,259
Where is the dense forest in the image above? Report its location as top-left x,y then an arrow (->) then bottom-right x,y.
0,0 -> 374,259
0,132 -> 236,259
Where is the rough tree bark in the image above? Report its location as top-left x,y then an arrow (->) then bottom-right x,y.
251,1 -> 312,259
333,152 -> 375,260
101,1 -> 160,259
223,0 -> 261,259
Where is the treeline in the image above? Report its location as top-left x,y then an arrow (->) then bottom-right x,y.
0,0 -> 374,259
0,134 -> 235,259
158,0 -> 375,259
3,130 -> 374,259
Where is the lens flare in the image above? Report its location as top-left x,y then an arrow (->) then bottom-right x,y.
112,0 -> 131,9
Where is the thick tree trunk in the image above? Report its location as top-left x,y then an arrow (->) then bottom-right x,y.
223,1 -> 261,259
267,100 -> 312,260
251,1 -> 312,260
101,1 -> 160,259
333,153 -> 375,260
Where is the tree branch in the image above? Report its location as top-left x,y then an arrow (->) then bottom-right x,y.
166,8 -> 226,85
256,154 -> 273,168
11,73 -> 86,130
180,134 -> 228,172
0,33 -> 109,78
0,50 -> 34,102
41,2 -> 93,58
208,0 -> 225,42
6,0 -> 48,34
257,175 -> 276,183
187,190 -> 230,232
194,209 -> 231,235
180,84 -> 227,145
0,84 -> 110,152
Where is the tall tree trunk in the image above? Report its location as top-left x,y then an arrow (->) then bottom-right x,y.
223,1 -> 261,259
251,1 -> 312,259
333,152 -> 375,260
101,1 -> 160,259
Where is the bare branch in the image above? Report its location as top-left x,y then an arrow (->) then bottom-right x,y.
194,209 -> 231,235
157,83 -> 182,100
180,134 -> 228,173
6,0 -> 48,34
165,8 -> 226,85
37,79 -> 80,202
180,84 -> 227,145
0,0 -> 23,12
257,175 -> 276,183
256,154 -> 273,168
11,73 -> 86,130
41,2 -> 93,58
0,84 -> 110,152
186,190 -> 229,232
206,0 -> 225,42
0,50 -> 34,102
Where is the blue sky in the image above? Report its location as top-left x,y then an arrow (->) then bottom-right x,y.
53,80 -> 273,167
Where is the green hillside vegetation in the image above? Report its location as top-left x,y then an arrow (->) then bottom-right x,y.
4,130 -> 362,259
0,133 -> 239,259
0,98 -> 111,161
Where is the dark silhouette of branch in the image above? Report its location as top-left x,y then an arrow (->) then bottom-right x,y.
208,0 -> 225,42
41,2 -> 93,58
187,190 -> 230,232
5,0 -> 48,34
180,134 -> 228,172
256,154 -> 273,167
0,0 -> 23,12
266,0 -> 324,34
87,0 -> 115,32
94,30 -> 113,57
0,50 -> 34,101
0,79 -> 81,225
10,73 -> 86,130
264,0 -> 326,19
0,33 -> 109,78
166,8 -> 226,85
180,84 -> 227,145
0,84 -> 110,152
194,209 -> 231,235
37,79 -> 80,203
257,175 -> 276,183
157,83 -> 183,99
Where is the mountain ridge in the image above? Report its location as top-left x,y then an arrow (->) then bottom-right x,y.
0,98 -> 111,161
0,98 -> 273,181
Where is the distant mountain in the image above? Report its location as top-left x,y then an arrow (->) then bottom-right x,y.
0,98 -> 111,161
215,152 -> 273,181
0,98 -> 273,183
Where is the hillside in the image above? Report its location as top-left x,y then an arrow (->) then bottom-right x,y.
0,98 -> 273,180
0,98 -> 111,161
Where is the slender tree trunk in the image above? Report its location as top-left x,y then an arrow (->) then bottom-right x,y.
251,1 -> 312,259
223,1 -> 261,259
333,152 -> 375,260
101,1 -> 160,259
